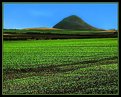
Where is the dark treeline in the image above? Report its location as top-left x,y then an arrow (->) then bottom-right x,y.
3,32 -> 118,40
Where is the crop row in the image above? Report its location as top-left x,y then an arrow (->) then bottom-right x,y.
3,38 -> 118,69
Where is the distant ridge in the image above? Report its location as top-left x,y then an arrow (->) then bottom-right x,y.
23,27 -> 61,30
53,15 -> 103,30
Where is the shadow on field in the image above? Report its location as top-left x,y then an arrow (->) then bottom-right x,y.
3,56 -> 118,80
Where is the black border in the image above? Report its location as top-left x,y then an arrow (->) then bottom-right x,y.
1,0 -> 120,96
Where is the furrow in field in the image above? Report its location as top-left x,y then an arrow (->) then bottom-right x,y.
3,56 -> 118,80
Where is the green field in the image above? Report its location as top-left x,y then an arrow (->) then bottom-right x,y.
3,38 -> 118,94
3,29 -> 116,35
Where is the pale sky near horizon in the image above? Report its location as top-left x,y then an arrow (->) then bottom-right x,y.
3,3 -> 118,30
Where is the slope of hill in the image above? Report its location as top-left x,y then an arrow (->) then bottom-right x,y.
24,27 -> 61,30
53,15 -> 103,30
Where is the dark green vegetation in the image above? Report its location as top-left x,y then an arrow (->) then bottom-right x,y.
3,38 -> 118,94
3,29 -> 117,40
53,15 -> 103,30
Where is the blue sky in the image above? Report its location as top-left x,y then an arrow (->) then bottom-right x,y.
3,3 -> 118,30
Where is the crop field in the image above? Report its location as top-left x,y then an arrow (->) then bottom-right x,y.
3,29 -> 116,35
3,38 -> 118,94
3,29 -> 117,40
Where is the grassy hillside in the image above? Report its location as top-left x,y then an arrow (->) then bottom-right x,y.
53,15 -> 103,30
3,38 -> 118,94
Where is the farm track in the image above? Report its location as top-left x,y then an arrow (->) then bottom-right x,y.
3,56 -> 118,80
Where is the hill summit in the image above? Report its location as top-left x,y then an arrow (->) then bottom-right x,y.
53,15 -> 101,30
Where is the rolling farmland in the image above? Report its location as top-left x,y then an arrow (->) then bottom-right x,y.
3,29 -> 117,40
3,38 -> 118,94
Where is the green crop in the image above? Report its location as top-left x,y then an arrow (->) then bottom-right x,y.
3,38 -> 118,69
3,38 -> 118,94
